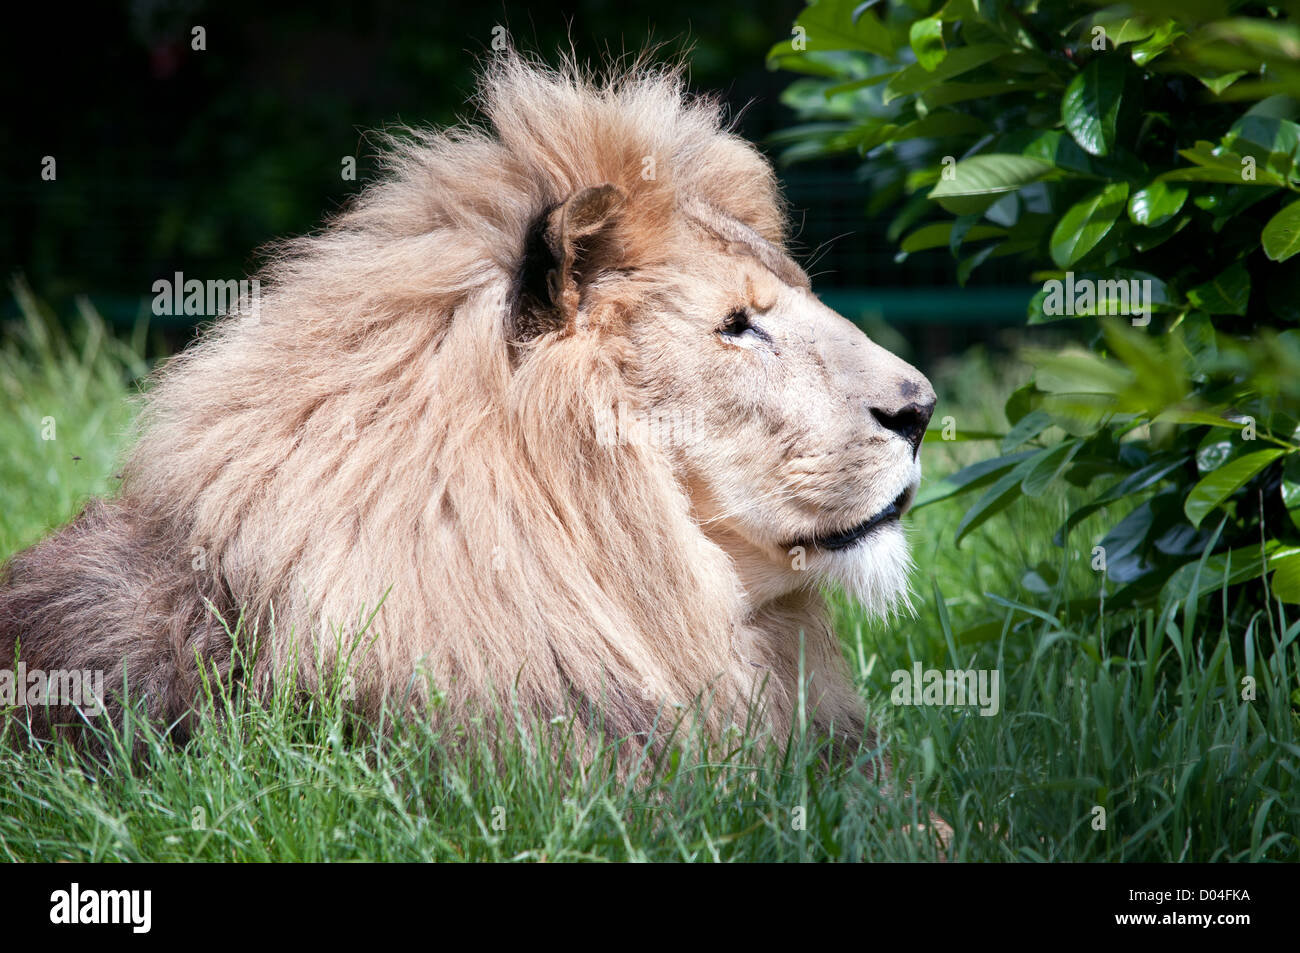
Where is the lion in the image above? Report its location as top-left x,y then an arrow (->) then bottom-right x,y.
0,52 -> 934,767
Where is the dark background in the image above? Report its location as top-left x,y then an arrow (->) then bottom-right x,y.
3,0 -> 1028,361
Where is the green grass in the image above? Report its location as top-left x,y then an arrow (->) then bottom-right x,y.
1,292 -> 1297,862
0,280 -> 146,558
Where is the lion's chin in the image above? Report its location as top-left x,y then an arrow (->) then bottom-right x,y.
805,520 -> 914,618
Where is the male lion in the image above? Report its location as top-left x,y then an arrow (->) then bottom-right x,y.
0,53 -> 934,764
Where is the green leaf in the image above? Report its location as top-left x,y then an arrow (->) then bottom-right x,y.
1029,346 -> 1130,396
1100,320 -> 1183,406
955,619 -> 1018,645
1153,409 -> 1249,431
1244,95 -> 1300,123
1224,114 -> 1300,182
1160,166 -> 1260,185
1022,439 -> 1084,497
822,73 -> 897,97
1128,208 -> 1190,250
892,111 -> 988,141
1097,500 -> 1157,575
1050,183 -> 1130,268
909,17 -> 946,72
928,154 -> 1055,216
1165,140 -> 1286,187
1186,261 -> 1251,316
956,243 -> 998,283
1001,409 -> 1052,453
900,221 -> 1006,253
929,154 -> 1054,199
1270,552 -> 1300,603
1186,65 -> 1247,96
764,52 -> 847,79
1040,393 -> 1117,437
1057,454 -> 1183,532
1128,180 -> 1188,227
1201,18 -> 1300,60
1062,59 -> 1125,157
1184,449 -> 1286,528
849,122 -> 903,154
913,450 -> 1038,508
1129,20 -> 1182,66
884,43 -> 1008,104
767,121 -> 855,145
1004,382 -> 1037,426
1108,18 -> 1158,46
766,0 -> 896,63
1086,13 -> 1157,49
1262,199 -> 1300,262
953,452 -> 1044,546
1161,540 -> 1281,605
919,79 -> 1040,109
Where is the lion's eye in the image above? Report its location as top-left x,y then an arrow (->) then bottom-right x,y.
718,308 -> 754,337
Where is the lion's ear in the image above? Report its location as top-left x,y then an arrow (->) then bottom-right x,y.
515,184 -> 626,340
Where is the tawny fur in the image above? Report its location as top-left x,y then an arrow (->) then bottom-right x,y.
1,52 -> 934,762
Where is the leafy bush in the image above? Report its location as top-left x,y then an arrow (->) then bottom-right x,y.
770,0 -> 1300,621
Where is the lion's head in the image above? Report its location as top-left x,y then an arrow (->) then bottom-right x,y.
634,200 -> 930,616
513,182 -> 933,625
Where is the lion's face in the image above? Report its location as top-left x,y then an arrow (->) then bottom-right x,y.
628,235 -> 935,614
519,184 -> 934,615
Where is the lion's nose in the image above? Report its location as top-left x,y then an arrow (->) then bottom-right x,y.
871,397 -> 934,456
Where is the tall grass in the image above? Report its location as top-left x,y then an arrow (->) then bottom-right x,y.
0,279 -> 146,557
1,292 -> 1296,861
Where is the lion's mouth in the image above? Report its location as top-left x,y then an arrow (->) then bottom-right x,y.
785,485 -> 915,553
